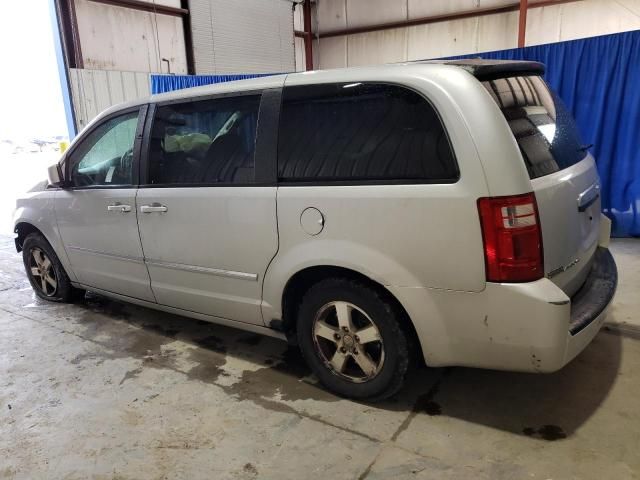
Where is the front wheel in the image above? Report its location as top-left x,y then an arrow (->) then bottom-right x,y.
297,278 -> 410,401
22,233 -> 83,302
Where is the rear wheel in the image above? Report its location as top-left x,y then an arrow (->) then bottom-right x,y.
297,278 -> 410,401
22,233 -> 84,302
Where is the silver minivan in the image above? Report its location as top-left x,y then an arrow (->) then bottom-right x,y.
14,60 -> 617,400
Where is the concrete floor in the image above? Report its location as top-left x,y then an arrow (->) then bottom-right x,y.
1,236 -> 639,480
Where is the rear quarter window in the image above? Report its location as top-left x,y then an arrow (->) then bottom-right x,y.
277,83 -> 458,183
483,76 -> 587,179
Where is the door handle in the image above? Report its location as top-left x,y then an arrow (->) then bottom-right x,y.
140,203 -> 168,213
107,203 -> 132,213
577,183 -> 600,212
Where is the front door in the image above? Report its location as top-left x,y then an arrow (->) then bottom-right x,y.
136,92 -> 278,325
55,107 -> 155,302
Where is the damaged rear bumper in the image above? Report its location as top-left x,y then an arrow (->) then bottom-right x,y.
389,247 -> 617,372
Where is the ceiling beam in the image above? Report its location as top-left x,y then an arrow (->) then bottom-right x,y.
86,0 -> 188,17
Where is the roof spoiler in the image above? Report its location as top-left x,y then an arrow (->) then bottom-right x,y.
414,59 -> 546,81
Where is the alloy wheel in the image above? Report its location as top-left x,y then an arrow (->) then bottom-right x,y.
29,247 -> 57,297
312,301 -> 385,383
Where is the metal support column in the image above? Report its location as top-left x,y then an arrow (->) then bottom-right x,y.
518,0 -> 529,48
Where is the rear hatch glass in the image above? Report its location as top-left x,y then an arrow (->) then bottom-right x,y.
483,75 -> 600,296
482,76 -> 587,179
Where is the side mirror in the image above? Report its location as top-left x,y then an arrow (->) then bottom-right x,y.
47,162 -> 65,187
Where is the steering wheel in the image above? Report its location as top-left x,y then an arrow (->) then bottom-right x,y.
119,148 -> 134,177
73,172 -> 94,187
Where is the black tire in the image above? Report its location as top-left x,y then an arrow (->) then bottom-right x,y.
296,278 -> 410,401
22,233 -> 84,303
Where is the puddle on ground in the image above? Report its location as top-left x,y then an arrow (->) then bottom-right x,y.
67,292 -> 339,408
523,425 -> 567,441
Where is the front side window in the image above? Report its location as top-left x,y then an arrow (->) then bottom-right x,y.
483,76 -> 587,179
277,83 -> 458,183
148,95 -> 261,185
70,110 -> 140,187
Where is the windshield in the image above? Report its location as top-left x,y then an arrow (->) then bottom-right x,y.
483,76 -> 587,179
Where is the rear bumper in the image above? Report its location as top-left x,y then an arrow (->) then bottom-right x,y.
562,247 -> 617,366
389,247 -> 617,372
569,247 -> 617,335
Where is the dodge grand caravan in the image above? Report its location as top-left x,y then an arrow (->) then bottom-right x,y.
14,60 -> 617,400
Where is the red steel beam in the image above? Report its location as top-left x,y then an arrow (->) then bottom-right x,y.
86,0 -> 188,17
302,0 -> 313,70
518,0 -> 529,47
317,0 -> 578,39
55,0 -> 84,69
181,0 -> 196,74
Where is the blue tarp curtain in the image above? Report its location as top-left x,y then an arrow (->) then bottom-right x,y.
447,30 -> 640,237
150,73 -> 277,95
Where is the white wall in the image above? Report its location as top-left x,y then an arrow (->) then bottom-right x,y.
305,0 -> 640,69
74,0 -> 188,74
190,0 -> 295,74
295,36 -> 306,71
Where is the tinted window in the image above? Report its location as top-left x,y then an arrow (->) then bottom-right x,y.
148,95 -> 261,185
483,76 -> 587,179
71,110 -> 139,187
277,83 -> 457,182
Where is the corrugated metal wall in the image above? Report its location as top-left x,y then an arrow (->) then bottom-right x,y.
190,0 -> 295,74
69,69 -> 150,130
310,0 -> 640,69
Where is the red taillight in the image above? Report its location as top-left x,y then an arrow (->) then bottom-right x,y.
477,192 -> 543,283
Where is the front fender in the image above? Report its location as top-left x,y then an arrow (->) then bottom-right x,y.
13,190 -> 78,282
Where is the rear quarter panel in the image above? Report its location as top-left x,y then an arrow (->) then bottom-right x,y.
262,65 -> 492,323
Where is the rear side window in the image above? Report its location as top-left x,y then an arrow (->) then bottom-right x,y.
148,95 -> 261,185
483,76 -> 587,179
277,83 -> 458,183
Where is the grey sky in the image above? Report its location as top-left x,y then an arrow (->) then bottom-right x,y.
0,1 -> 68,140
